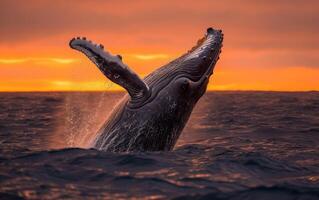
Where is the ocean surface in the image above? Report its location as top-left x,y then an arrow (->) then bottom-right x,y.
0,91 -> 318,199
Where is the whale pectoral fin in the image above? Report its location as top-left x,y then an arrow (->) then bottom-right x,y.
69,37 -> 149,100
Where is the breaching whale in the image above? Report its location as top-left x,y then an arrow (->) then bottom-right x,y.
69,27 -> 223,152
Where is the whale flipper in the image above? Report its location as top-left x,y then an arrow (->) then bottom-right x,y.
69,37 -> 149,101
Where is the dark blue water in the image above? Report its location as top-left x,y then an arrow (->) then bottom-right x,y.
0,92 -> 318,199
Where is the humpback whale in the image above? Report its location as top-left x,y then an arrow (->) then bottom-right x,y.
69,27 -> 223,152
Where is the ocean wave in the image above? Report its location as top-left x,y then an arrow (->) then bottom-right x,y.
0,92 -> 318,199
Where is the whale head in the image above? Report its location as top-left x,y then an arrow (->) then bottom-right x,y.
122,28 -> 223,151
133,28 -> 223,108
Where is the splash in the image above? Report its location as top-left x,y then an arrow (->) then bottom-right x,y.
49,91 -> 124,149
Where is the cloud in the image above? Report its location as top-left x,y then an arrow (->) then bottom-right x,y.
1,0 -> 319,51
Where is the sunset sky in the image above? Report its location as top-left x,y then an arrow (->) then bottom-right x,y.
1,0 -> 318,91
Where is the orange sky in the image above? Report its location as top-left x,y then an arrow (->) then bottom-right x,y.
0,0 -> 318,91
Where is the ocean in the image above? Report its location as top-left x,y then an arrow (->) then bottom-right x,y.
0,91 -> 318,199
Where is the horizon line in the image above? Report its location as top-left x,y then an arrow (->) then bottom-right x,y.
0,89 -> 318,93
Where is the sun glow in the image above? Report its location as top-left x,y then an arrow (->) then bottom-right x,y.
0,58 -> 77,65
1,63 -> 318,92
130,54 -> 170,60
0,59 -> 28,64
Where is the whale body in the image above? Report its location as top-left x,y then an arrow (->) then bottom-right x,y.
69,28 -> 223,152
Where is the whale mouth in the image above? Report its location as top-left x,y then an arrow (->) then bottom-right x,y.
198,28 -> 223,84
178,27 -> 223,86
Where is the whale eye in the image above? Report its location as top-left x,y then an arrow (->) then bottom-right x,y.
177,78 -> 190,91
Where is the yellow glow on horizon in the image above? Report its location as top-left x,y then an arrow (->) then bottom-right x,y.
0,51 -> 318,92
208,66 -> 319,91
50,80 -> 123,91
48,58 -> 78,64
0,58 -> 78,65
0,80 -> 124,92
0,59 -> 28,64
130,54 -> 170,60
0,66 -> 318,92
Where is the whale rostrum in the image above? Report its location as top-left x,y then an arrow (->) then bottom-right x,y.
69,27 -> 223,152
